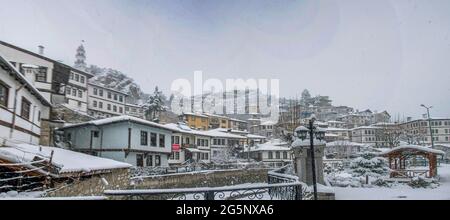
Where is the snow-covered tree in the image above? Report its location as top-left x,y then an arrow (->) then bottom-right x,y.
349,150 -> 389,178
143,87 -> 167,122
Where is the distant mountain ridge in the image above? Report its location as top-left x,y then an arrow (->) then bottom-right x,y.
86,65 -> 149,105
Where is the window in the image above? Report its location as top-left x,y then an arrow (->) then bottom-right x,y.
99,89 -> 103,96
78,90 -> 82,98
119,107 -> 123,113
93,100 -> 97,107
185,137 -> 190,144
21,98 -> 31,120
159,134 -> 165,148
175,152 -> 180,160
136,154 -> 144,167
78,101 -> 82,107
35,67 -> 47,82
93,131 -> 99,138
283,152 -> 288,159
99,102 -> 103,109
93,88 -> 98,95
150,133 -> 157,147
155,155 -> 161,167
70,72 -> 74,80
141,131 -> 148,145
0,82 -> 9,107
125,107 -> 129,111
119,96 -> 123,102
268,152 -> 273,159
37,111 -> 41,121
107,104 -> 111,111
113,105 -> 117,112
114,94 -> 118,101
75,74 -> 79,82
205,153 -> 209,160
66,87 -> 71,95
72,89 -> 76,96
107,92 -> 112,99
146,155 -> 153,167
80,76 -> 85,83
174,136 -> 180,144
276,152 -> 281,159
67,133 -> 72,141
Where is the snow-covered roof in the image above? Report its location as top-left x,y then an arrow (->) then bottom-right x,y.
380,145 -> 445,156
260,120 -> 277,126
21,64 -> 40,69
163,123 -> 212,137
246,134 -> 267,139
185,148 -> 209,154
214,128 -> 249,135
0,143 -> 131,175
327,120 -> 345,124
326,141 -> 368,147
325,133 -> 339,137
291,138 -> 326,148
203,129 -> 246,139
326,127 -> 349,132
182,112 -> 209,118
0,52 -> 52,106
352,125 -> 381,130
248,143 -> 291,152
61,115 -> 176,131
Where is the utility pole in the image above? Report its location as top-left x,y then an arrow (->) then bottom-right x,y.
421,104 -> 434,147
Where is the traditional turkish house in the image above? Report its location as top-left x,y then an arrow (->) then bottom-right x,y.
164,123 -> 212,166
87,82 -> 128,118
0,52 -> 51,145
125,103 -> 145,119
203,129 -> 246,162
246,140 -> 292,166
59,115 -> 176,167
0,41 -> 94,146
0,41 -> 93,113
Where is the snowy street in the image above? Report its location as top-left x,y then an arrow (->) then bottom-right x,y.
334,164 -> 450,200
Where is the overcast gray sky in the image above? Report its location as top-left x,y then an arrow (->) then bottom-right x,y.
0,0 -> 449,119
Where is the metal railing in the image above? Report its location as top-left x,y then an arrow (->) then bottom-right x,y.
267,164 -> 314,200
104,182 -> 303,200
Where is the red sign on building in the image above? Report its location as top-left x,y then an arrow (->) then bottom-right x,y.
172,144 -> 181,152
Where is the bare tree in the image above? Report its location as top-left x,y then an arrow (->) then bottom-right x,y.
375,125 -> 402,148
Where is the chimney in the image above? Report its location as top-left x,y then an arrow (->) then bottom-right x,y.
38,45 -> 44,55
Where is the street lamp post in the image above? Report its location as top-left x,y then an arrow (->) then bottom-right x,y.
421,104 -> 434,147
294,116 -> 325,200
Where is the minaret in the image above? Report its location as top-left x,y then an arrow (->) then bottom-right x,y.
74,40 -> 87,70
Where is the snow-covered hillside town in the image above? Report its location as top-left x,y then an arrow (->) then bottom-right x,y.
1,1 -> 450,202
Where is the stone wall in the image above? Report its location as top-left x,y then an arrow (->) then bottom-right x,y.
131,168 -> 270,189
45,168 -> 129,197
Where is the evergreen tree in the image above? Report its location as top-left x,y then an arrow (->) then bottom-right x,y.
349,150 -> 389,177
143,87 -> 167,122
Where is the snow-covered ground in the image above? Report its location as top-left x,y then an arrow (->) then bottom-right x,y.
334,164 -> 450,200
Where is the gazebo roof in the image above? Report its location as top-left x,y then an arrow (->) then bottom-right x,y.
380,145 -> 445,156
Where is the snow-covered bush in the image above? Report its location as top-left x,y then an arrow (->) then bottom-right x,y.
349,151 -> 389,178
371,178 -> 391,187
408,176 -> 439,189
327,172 -> 362,187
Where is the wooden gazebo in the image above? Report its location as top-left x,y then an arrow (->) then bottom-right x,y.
380,145 -> 445,178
